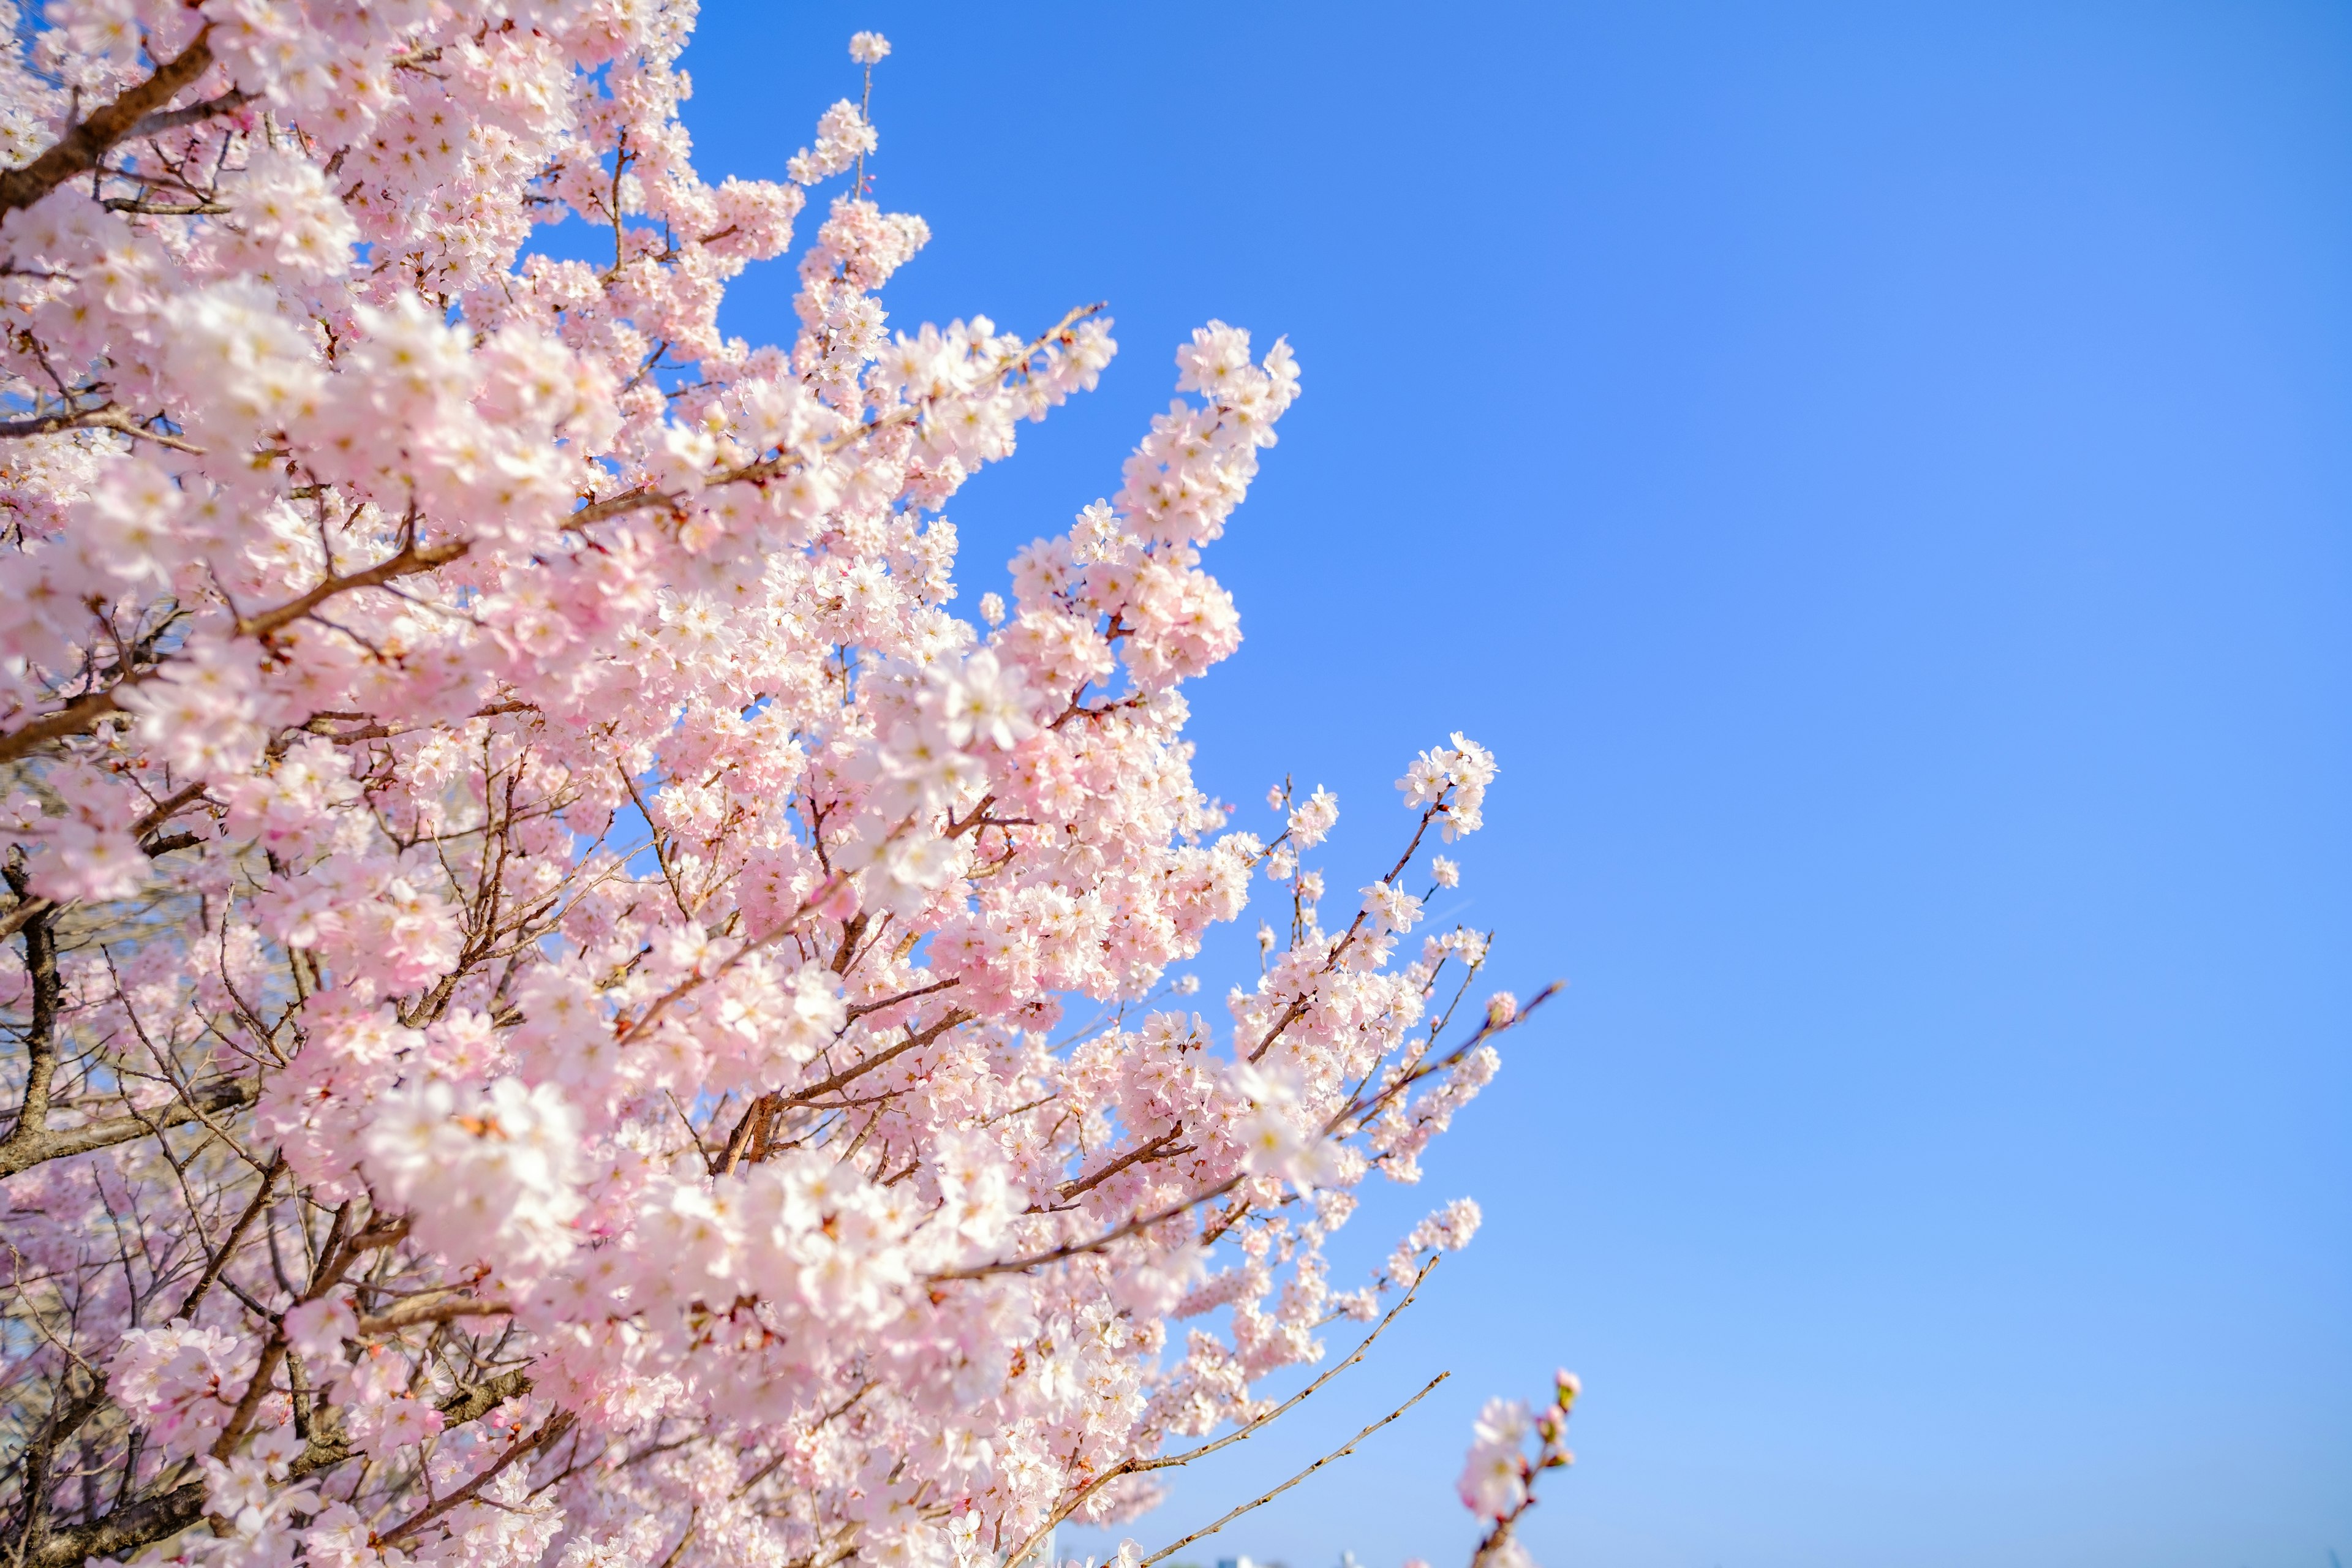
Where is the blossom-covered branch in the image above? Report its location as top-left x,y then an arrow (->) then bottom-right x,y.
0,10 -> 1556,1568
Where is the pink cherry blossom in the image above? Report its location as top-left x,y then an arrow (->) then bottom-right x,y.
1459,1370 -> 1582,1568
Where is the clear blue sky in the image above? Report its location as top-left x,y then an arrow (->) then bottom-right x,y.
667,6 -> 2352,1565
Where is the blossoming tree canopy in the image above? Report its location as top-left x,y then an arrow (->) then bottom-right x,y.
0,9 -> 1549,1568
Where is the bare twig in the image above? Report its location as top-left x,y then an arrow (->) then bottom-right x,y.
1137,1372 -> 1449,1567
927,1174 -> 1245,1284
998,1258 -> 1440,1568
173,1153 -> 284,1319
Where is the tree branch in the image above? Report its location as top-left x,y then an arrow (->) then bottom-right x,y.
0,686 -> 129,767
0,784 -> 214,941
126,85 -> 255,140
24,1370 -> 534,1567
375,1409 -> 576,1547
568,303 -> 1106,530
0,1076 -> 257,1180
0,539 -> 469,764
0,864 -> 61,1164
778,1008 -> 973,1109
0,30 -> 224,216
235,538 -> 470,641
2,1365 -> 105,1565
355,1294 -> 511,1338
1055,1123 -> 1189,1204
0,405 -> 202,451
173,1153 -> 282,1319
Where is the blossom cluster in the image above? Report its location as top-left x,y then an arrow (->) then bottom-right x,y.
1458,1370 -> 1582,1568
0,12 -> 1551,1568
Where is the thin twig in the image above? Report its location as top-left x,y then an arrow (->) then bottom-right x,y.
997,1258 -> 1440,1568
1137,1373 -> 1449,1567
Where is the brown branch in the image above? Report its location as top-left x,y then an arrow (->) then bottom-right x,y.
173,1153 -> 283,1319
436,1365 -> 536,1428
0,1074 -> 256,1180
129,781 -> 209,840
731,1382 -> 872,1501
0,897 -> 48,945
97,197 -> 228,217
375,1409 -> 576,1547
236,538 -> 470,641
568,303 -> 1106,531
827,911 -> 869,976
126,86 -> 255,140
1055,1123 -> 1189,1204
0,29 -> 223,216
0,784 -> 209,946
841,975 -> 958,1022
0,864 -> 61,1170
1471,1499 -> 1536,1568
0,404 -> 202,450
199,1209 -> 406,1471
354,1294 -> 511,1338
1047,693 -> 1148,732
1139,1256 -> 1436,1472
779,1009 -> 973,1108
0,685 -> 129,767
26,1474 -> 208,1568
612,874 -> 845,1049
0,782 -> 209,940
25,1370 -> 532,1568
713,1005 -> 975,1172
1248,801 -> 1450,1064
3,1365 -> 105,1564
0,540 -> 469,763
1468,1377 -> 1580,1568
1328,981 -> 1563,1139
715,1090 -> 777,1177
654,1513 -> 699,1568
208,1334 -> 288,1460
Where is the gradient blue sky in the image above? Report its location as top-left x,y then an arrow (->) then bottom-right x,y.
655,5 -> 2351,1564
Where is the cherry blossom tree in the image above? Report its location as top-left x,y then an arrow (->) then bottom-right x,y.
0,9 -> 1554,1567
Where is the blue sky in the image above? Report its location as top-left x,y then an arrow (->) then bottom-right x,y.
659,5 -> 2351,1565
